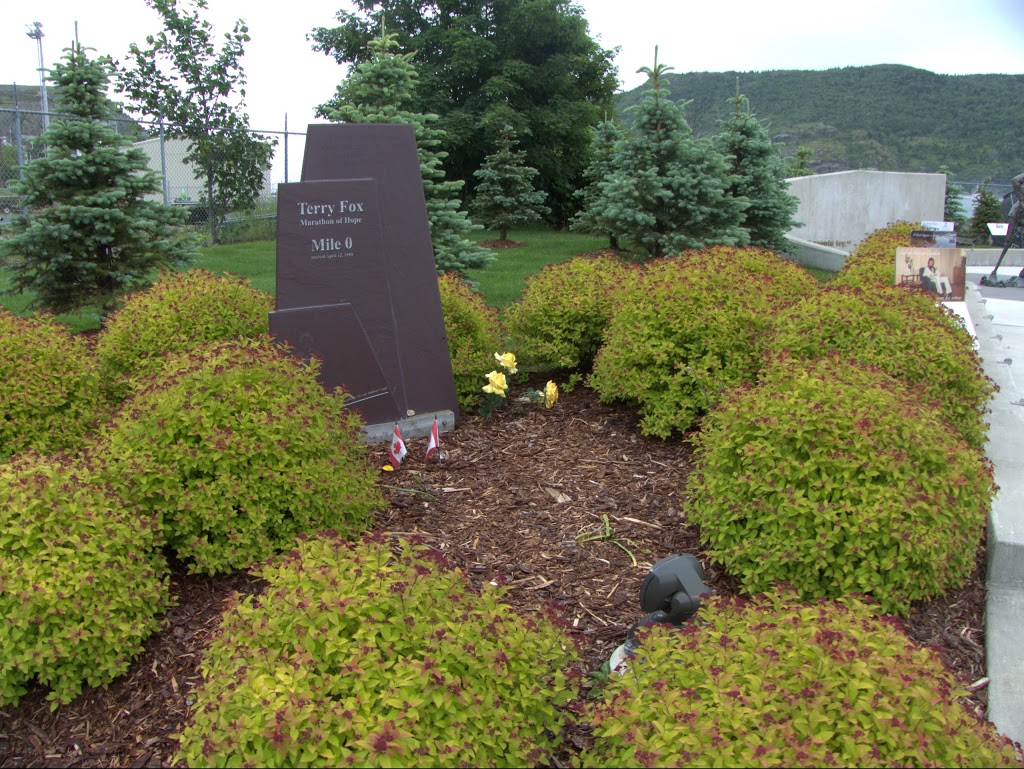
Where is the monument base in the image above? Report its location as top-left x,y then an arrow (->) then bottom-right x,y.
361,409 -> 456,444
981,273 -> 1024,288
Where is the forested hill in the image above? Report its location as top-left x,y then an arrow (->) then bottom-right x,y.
612,64 -> 1022,181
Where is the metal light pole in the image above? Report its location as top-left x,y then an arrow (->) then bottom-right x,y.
26,22 -> 48,131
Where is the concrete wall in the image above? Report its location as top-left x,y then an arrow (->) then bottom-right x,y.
786,170 -> 945,250
964,248 -> 1024,267
781,235 -> 850,271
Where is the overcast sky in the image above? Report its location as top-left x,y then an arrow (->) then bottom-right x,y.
2,0 -> 1022,183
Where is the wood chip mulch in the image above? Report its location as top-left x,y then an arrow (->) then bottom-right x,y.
0,384 -> 991,768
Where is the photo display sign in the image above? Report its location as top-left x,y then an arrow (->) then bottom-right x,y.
270,123 -> 458,435
895,246 -> 967,302
911,221 -> 956,249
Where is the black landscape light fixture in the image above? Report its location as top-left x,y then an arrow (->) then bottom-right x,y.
609,554 -> 710,672
636,553 -> 709,628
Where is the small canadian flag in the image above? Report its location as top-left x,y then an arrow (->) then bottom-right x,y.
388,425 -> 407,467
424,418 -> 440,461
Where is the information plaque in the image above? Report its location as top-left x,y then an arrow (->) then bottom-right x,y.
269,123 -> 458,439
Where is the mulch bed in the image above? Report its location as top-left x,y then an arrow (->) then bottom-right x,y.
0,384 -> 990,767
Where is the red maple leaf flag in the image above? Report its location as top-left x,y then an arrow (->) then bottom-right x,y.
388,425 -> 407,467
424,418 -> 439,461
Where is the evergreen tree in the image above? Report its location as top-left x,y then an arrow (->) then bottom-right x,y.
785,146 -> 815,177
939,165 -> 968,231
570,117 -> 624,249
0,44 -> 195,316
578,50 -> 747,259
326,32 -> 492,275
471,125 -> 549,243
968,181 -> 1003,245
715,93 -> 799,252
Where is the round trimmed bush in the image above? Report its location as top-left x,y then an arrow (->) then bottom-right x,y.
94,268 -> 272,399
0,309 -> 106,459
685,354 -> 994,614
769,284 -> 993,449
580,592 -> 1022,768
0,451 -> 170,707
503,254 -> 636,372
589,247 -> 817,437
100,339 -> 382,574
177,535 -> 580,768
832,222 -> 916,290
438,273 -> 504,411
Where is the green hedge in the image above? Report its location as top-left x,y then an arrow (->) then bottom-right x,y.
503,254 -> 636,372
95,268 -> 272,400
0,452 -> 169,707
685,354 -> 993,614
768,284 -> 993,449
580,592 -> 1021,768
0,309 -> 106,459
178,535 -> 579,767
589,247 -> 817,437
438,273 -> 505,411
99,339 -> 381,574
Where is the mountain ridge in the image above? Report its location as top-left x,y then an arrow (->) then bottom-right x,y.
612,64 -> 1023,182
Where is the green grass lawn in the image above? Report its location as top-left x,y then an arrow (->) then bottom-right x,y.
0,270 -> 107,333
187,228 -> 611,306
194,240 -> 276,295
0,228 -> 833,328
466,227 -> 610,306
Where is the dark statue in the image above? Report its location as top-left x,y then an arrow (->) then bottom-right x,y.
981,172 -> 1024,287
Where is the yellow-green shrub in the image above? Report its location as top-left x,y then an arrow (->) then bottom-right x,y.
0,309 -> 106,459
832,222 -> 915,290
580,592 -> 1022,768
589,247 -> 817,437
438,273 -> 504,411
503,254 -> 636,372
685,354 -> 993,614
99,339 -> 381,574
94,268 -> 272,400
177,535 -> 579,768
0,452 -> 169,707
769,284 -> 993,449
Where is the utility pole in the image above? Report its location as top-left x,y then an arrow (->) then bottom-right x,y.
26,22 -> 48,131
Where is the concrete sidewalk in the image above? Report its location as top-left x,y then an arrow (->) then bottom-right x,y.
963,266 -> 1024,743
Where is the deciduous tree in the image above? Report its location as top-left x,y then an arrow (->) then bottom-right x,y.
0,44 -> 195,316
117,0 -> 274,245
311,0 -> 617,224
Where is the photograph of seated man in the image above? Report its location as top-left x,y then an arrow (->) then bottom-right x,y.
920,256 -> 954,299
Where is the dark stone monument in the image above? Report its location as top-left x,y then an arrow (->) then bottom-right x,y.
270,123 -> 458,441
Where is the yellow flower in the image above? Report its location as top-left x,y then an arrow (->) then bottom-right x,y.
482,370 -> 508,397
544,380 -> 559,408
494,352 -> 518,374
381,464 -> 395,472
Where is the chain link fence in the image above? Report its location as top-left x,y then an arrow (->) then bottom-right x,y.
1,105 -> 306,243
